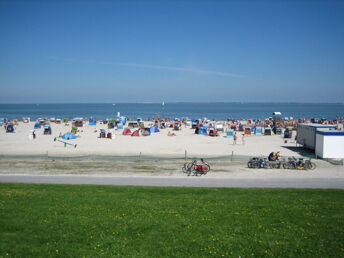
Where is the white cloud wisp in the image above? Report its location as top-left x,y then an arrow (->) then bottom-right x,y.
46,56 -> 242,78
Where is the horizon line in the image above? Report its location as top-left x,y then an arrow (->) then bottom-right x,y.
1,101 -> 343,105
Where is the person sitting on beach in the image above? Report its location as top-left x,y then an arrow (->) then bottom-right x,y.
168,131 -> 176,136
268,152 -> 276,161
200,158 -> 208,166
142,129 -> 150,136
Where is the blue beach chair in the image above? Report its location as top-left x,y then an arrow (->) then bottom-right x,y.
198,127 -> 208,135
117,123 -> 124,130
254,126 -> 263,135
225,129 -> 234,138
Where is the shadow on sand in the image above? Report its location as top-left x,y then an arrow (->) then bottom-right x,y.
282,146 -> 317,158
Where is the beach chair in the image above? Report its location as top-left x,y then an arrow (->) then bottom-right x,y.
6,124 -> 14,133
117,123 -> 124,130
99,129 -> 106,138
43,125 -> 52,135
264,127 -> 272,135
198,127 -> 207,135
209,129 -> 219,137
34,122 -> 41,129
225,129 -> 234,138
215,123 -> 224,132
71,126 -> 77,134
254,126 -> 263,135
244,127 -> 252,135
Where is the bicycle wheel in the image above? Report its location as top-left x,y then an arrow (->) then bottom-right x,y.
282,163 -> 288,169
266,162 -> 272,169
186,164 -> 195,176
195,171 -> 202,176
252,162 -> 259,169
203,164 -> 210,173
270,162 -> 278,169
305,161 -> 316,170
182,162 -> 189,173
290,162 -> 297,169
247,161 -> 253,168
310,162 -> 316,170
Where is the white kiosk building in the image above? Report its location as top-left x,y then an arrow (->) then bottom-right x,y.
297,124 -> 344,159
296,124 -> 336,149
315,129 -> 344,158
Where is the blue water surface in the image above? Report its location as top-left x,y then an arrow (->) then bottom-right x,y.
0,103 -> 343,120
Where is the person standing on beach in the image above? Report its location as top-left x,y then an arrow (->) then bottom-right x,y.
233,132 -> 237,145
242,134 -> 245,145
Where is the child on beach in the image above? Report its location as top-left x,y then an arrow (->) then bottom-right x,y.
242,134 -> 245,145
233,132 -> 237,145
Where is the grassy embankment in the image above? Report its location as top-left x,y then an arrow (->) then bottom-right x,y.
1,183 -> 344,257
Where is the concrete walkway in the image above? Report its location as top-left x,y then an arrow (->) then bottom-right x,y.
1,175 -> 344,189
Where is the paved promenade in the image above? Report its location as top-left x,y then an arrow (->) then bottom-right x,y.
1,175 -> 344,189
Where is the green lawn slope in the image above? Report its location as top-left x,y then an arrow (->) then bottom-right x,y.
1,183 -> 344,257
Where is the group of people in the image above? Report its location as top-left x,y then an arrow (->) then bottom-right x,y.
232,132 -> 245,145
268,151 -> 282,161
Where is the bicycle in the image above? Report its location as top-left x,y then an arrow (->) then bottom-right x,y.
182,159 -> 210,176
247,157 -> 272,169
282,157 -> 316,170
182,162 -> 195,175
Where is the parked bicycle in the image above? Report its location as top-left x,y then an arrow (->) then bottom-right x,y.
182,159 -> 210,176
282,157 -> 316,170
248,155 -> 316,170
247,157 -> 274,169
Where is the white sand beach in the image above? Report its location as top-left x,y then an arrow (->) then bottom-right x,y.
1,122 -> 343,184
1,122 -> 299,157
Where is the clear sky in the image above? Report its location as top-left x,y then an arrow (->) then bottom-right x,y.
0,0 -> 343,103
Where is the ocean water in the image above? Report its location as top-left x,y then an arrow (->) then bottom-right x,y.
0,103 -> 343,121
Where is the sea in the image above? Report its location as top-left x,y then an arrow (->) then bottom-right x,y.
0,103 -> 343,121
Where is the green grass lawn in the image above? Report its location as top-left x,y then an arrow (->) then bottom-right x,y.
1,183 -> 344,257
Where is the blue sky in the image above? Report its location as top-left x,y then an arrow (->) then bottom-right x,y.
0,0 -> 343,103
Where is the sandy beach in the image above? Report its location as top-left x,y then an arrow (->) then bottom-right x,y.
0,121 -> 343,184
1,121 -> 301,157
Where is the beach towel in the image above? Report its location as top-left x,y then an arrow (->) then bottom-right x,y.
61,132 -> 77,140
